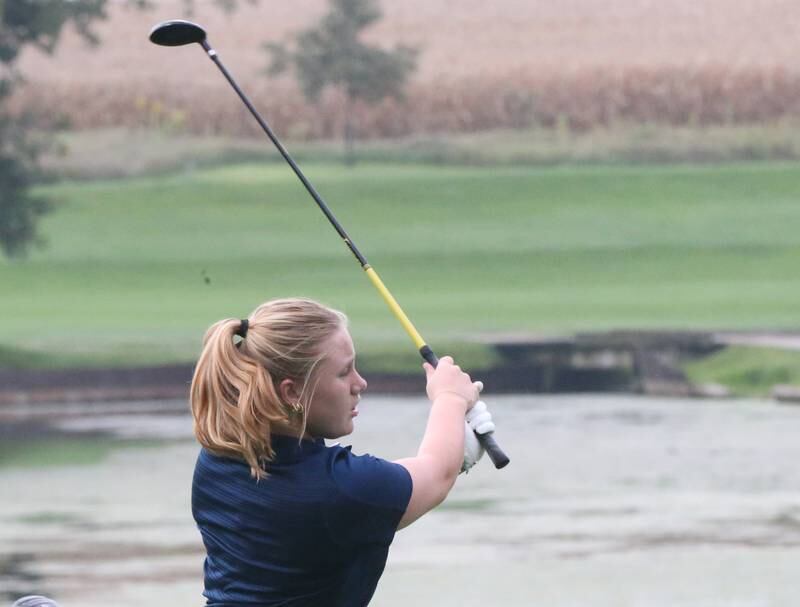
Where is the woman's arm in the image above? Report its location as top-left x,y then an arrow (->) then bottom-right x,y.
394,357 -> 478,529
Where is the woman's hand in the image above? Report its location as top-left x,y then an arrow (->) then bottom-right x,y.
422,356 -> 479,410
461,400 -> 496,473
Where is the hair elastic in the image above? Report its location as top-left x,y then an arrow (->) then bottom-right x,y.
236,319 -> 249,338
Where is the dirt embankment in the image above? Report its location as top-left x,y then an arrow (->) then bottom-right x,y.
0,363 -> 536,406
5,330 -> 797,406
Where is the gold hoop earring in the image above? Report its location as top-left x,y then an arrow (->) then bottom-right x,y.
289,402 -> 304,415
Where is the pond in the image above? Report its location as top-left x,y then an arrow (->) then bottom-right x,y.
2,394 -> 799,606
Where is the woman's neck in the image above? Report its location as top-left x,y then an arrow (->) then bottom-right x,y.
271,420 -> 315,441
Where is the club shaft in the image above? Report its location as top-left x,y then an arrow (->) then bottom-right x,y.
201,41 -> 509,469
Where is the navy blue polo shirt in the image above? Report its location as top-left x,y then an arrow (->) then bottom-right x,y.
192,434 -> 413,607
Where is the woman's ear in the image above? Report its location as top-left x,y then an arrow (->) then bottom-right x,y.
279,378 -> 301,405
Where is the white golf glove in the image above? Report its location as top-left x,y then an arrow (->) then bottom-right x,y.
461,381 -> 495,473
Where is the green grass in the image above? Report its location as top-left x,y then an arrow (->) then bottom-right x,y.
3,160 -> 800,368
684,347 -> 800,397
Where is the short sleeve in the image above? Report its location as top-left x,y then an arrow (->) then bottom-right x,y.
324,446 -> 413,547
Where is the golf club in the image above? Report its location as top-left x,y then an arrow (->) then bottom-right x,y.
149,19 -> 509,469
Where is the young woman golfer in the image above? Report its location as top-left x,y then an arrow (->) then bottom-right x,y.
190,297 -> 495,606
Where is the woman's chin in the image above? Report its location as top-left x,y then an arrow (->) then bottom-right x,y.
338,421 -> 355,438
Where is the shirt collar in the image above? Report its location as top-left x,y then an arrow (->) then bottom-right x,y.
269,433 -> 325,463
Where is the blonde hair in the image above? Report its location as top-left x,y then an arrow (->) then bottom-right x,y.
190,297 -> 347,479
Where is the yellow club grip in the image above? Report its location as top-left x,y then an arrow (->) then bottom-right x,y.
363,266 -> 426,350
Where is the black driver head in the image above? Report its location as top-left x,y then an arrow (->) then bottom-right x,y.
149,19 -> 207,47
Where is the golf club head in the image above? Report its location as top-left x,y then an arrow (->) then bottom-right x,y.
149,19 -> 207,47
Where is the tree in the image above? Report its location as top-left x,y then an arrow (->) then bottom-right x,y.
0,110 -> 49,257
0,0 -> 251,258
265,0 -> 417,163
0,0 -> 114,258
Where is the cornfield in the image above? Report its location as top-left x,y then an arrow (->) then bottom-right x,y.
9,0 -> 800,138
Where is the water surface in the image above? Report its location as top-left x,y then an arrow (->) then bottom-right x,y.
2,395 -> 799,606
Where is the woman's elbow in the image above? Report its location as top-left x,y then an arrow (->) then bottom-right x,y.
429,457 -> 461,505
395,455 -> 462,529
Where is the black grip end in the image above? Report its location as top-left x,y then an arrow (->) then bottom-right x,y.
477,432 -> 510,469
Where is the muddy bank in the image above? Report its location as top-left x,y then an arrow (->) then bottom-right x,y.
0,358 -> 546,406
1,330 -> 797,406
